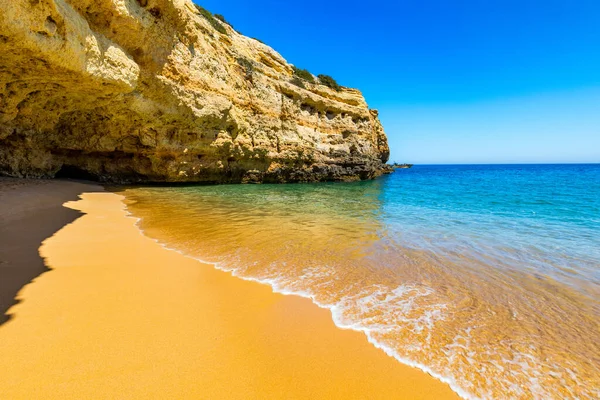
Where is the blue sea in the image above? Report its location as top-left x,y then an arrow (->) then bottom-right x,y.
124,164 -> 600,399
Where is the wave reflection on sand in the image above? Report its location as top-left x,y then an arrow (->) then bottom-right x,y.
123,164 -> 600,399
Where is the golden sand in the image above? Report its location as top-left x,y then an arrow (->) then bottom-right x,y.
0,192 -> 457,399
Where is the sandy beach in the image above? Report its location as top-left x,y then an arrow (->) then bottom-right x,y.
0,185 -> 457,399
0,178 -> 101,324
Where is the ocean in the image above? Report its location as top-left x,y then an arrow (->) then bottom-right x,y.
122,164 -> 600,399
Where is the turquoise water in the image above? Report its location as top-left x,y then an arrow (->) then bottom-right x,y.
125,164 -> 600,399
382,164 -> 600,297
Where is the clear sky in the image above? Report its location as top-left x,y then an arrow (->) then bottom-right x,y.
195,0 -> 600,164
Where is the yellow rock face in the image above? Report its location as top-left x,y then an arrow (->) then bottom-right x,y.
0,0 -> 390,183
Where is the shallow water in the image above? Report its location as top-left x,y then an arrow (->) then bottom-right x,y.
123,164 -> 600,399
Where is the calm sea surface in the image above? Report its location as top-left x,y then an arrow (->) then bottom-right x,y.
123,164 -> 600,399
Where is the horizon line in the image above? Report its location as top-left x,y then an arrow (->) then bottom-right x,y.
391,162 -> 600,166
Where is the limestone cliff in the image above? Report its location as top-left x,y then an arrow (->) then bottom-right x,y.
0,0 -> 390,183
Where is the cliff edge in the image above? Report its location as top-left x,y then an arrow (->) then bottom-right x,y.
0,0 -> 390,183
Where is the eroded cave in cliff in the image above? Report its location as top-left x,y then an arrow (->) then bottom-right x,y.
0,0 -> 390,183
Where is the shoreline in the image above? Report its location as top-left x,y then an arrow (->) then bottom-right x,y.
0,187 -> 457,399
129,214 -> 468,400
151,228 -> 468,400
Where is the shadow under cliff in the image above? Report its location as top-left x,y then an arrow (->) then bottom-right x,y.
0,177 -> 102,325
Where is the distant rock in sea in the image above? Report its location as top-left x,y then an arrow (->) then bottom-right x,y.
392,163 -> 413,169
0,0 -> 390,183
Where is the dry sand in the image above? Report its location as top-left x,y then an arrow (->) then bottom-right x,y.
0,178 -> 101,324
0,191 -> 458,399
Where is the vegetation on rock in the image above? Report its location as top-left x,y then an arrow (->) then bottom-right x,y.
193,4 -> 228,35
0,0 -> 390,184
318,74 -> 341,91
214,14 -> 228,24
290,76 -> 306,89
292,66 -> 315,83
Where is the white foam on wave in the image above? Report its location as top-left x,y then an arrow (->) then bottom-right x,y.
123,202 -> 476,400
127,201 -> 599,400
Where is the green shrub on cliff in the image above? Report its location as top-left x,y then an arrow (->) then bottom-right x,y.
317,74 -> 341,91
193,4 -> 228,35
214,14 -> 227,24
291,76 -> 306,89
214,14 -> 235,30
292,66 -> 315,84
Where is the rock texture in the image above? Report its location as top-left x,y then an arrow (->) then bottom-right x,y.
0,0 -> 390,183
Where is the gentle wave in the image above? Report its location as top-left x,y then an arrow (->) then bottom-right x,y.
127,214 -> 471,399
121,164 -> 600,399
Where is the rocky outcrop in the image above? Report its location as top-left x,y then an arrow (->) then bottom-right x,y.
0,0 -> 390,183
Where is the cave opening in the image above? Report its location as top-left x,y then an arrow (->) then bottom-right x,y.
55,165 -> 99,181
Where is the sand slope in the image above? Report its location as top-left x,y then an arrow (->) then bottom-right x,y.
0,178 -> 101,324
0,192 -> 457,399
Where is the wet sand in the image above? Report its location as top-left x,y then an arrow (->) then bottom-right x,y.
0,190 -> 458,399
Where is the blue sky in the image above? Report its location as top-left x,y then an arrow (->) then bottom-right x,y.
196,0 -> 600,164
